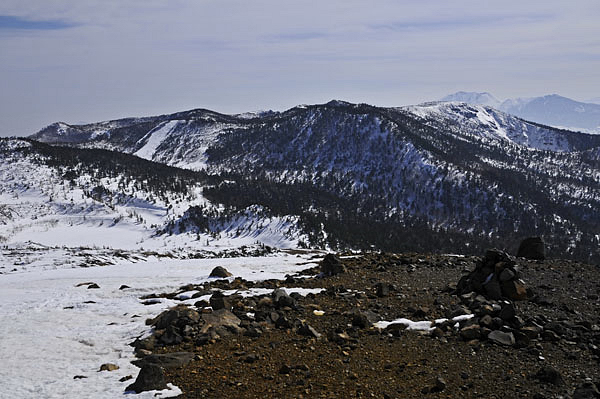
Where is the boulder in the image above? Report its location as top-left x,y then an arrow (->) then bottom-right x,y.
200,309 -> 241,333
517,237 -> 545,260
487,330 -> 515,346
125,364 -> 168,393
132,352 -> 194,370
320,254 -> 346,276
209,266 -> 233,278
151,305 -> 200,330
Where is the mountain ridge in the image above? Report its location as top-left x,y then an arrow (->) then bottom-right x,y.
11,100 -> 600,263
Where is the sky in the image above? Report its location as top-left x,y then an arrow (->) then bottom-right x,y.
1,0 -> 599,137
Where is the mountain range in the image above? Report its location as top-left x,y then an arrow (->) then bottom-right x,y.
0,100 -> 595,264
441,92 -> 600,134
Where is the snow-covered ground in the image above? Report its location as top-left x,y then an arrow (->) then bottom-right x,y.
0,252 -> 322,398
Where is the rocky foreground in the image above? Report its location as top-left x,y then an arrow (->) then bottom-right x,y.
127,248 -> 600,398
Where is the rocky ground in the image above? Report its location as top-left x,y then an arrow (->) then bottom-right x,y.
127,249 -> 600,398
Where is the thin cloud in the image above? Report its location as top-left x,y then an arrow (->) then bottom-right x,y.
0,15 -> 77,30
370,13 -> 553,32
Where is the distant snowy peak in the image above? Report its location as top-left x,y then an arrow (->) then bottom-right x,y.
499,94 -> 600,133
440,92 -> 600,134
402,102 -> 576,152
440,91 -> 501,108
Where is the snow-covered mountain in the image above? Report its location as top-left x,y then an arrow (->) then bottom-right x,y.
440,92 -> 501,108
441,92 -> 600,133
22,100 -> 600,263
0,139 -> 307,271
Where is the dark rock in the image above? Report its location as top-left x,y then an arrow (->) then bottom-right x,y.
119,285 -> 130,290
272,288 -> 296,308
517,237 -> 545,260
244,353 -> 260,363
460,324 -> 481,340
499,268 -> 515,282
87,283 -> 100,289
298,322 -> 321,338
501,279 -> 528,301
320,254 -> 346,276
499,303 -> 516,321
385,323 -> 408,337
73,375 -> 87,379
119,375 -> 133,382
279,364 -> 293,374
209,266 -> 233,278
132,352 -> 194,370
431,376 -> 447,393
534,366 -> 564,386
152,305 -> 200,330
351,312 -> 371,329
99,363 -> 119,372
209,292 -> 231,311
375,282 -> 390,297
125,364 -> 168,393
573,382 -> 600,398
487,330 -> 515,346
483,278 -> 502,300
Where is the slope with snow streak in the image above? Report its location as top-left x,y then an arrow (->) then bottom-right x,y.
0,253 -> 321,398
133,120 -> 180,160
402,102 -> 573,152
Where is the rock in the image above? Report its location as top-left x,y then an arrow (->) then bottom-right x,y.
501,279 -> 528,301
119,284 -> 130,290
209,292 -> 230,311
87,283 -> 100,289
483,278 -> 502,300
298,322 -> 321,338
320,254 -> 346,276
431,376 -> 447,393
125,364 -> 168,393
209,266 -> 232,278
272,288 -> 296,308
99,363 -> 119,372
351,312 -> 371,329
520,326 -> 541,339
119,375 -> 133,382
374,282 -> 390,297
487,330 -> 515,346
534,366 -> 564,386
499,268 -> 515,282
279,364 -> 293,374
132,352 -> 194,369
151,305 -> 200,330
573,382 -> 600,398
517,237 -> 545,260
541,330 -> 561,342
460,324 -> 481,340
244,353 -> 260,363
385,323 -> 408,337
499,303 -> 516,321
201,309 -> 241,333
73,375 -> 87,379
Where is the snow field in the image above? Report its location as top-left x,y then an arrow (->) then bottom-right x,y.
0,253 -> 321,398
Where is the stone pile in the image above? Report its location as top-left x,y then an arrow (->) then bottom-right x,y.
456,249 -> 527,301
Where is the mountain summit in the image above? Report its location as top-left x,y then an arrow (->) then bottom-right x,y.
440,92 -> 600,133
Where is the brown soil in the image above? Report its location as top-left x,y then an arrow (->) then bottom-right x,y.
146,252 -> 599,398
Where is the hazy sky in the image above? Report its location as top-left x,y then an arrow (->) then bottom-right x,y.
1,0 -> 599,136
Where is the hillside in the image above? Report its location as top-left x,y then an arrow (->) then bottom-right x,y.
18,101 -> 600,263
